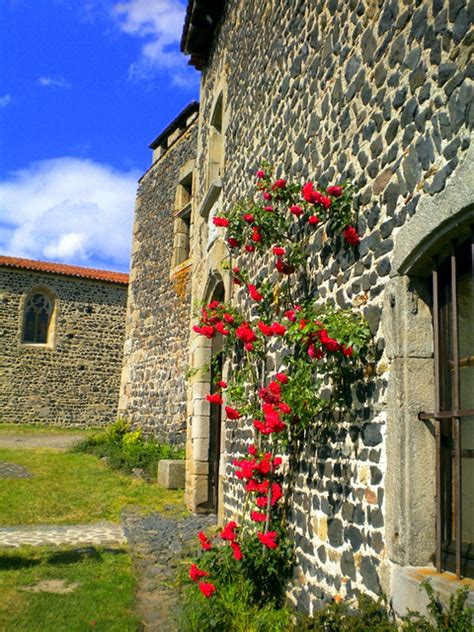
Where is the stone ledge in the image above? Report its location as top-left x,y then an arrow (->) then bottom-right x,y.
391,565 -> 474,618
157,459 -> 185,489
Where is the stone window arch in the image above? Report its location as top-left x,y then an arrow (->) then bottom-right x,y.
21,287 -> 57,346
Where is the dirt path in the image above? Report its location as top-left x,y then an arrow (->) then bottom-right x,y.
0,433 -> 85,451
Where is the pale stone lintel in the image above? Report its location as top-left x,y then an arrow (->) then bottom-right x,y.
391,565 -> 474,619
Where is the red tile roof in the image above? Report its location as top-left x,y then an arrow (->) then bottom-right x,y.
0,255 -> 129,285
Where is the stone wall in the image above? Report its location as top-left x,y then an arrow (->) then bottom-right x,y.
187,0 -> 473,614
118,117 -> 198,445
0,267 -> 127,426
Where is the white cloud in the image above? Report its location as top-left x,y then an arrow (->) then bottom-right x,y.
37,76 -> 71,89
112,0 -> 197,87
0,94 -> 11,107
0,158 -> 139,271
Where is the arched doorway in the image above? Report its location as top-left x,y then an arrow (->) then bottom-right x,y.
187,272 -> 226,516
208,281 -> 224,513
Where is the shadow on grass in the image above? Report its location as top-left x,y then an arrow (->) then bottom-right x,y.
0,555 -> 41,571
0,546 -> 128,571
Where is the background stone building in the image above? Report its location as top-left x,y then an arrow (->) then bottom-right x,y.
0,255 -> 128,427
118,102 -> 198,444
179,0 -> 474,617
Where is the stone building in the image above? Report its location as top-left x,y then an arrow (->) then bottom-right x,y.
118,102 -> 198,444
179,0 -> 474,616
123,0 -> 474,618
0,255 -> 128,427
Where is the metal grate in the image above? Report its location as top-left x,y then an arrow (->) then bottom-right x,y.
418,231 -> 474,579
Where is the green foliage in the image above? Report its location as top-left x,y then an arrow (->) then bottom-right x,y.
297,593 -> 397,631
178,577 -> 294,632
73,419 -> 185,479
401,581 -> 474,632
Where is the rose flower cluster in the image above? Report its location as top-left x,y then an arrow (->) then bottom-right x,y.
211,167 -> 360,273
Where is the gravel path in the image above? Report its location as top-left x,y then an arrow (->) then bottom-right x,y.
122,510 -> 217,632
0,433 -> 86,451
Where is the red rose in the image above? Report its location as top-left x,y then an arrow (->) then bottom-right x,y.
243,213 -> 254,223
342,345 -> 353,357
262,192 -> 272,201
215,321 -> 230,335
302,182 -> 316,203
225,406 -> 241,420
290,204 -> 303,216
251,231 -> 262,242
231,541 -> 243,560
271,322 -> 286,336
198,581 -> 217,598
213,216 -> 229,227
257,321 -> 274,336
308,215 -> 320,225
272,246 -> 286,256
244,342 -> 254,351
223,313 -> 234,324
232,266 -> 240,274
320,195 -> 332,209
247,284 -> 263,301
198,531 -> 212,551
247,444 -> 258,456
278,402 -> 292,414
227,237 -> 240,248
257,531 -> 278,549
245,244 -> 255,252
256,169 -> 265,178
326,185 -> 343,197
275,259 -> 295,275
235,323 -> 257,343
216,380 -> 228,388
206,393 -> 223,405
189,564 -> 210,582
250,510 -> 267,522
343,225 -> 360,246
264,205 -> 274,212
220,520 -> 238,541
271,178 -> 286,190
276,372 -> 288,384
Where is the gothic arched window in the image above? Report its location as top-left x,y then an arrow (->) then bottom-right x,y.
22,291 -> 53,344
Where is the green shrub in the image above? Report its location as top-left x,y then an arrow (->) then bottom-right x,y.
72,420 -> 185,479
401,581 -> 473,632
178,578 -> 294,632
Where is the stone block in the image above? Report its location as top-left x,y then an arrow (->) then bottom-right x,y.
157,459 -> 185,489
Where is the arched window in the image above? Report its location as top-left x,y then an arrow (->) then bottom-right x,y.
22,291 -> 53,344
420,234 -> 474,578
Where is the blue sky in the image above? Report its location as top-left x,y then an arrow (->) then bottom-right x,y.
0,0 -> 198,272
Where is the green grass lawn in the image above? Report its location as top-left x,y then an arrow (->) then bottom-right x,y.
0,423 -> 98,434
0,447 -> 186,525
0,546 -> 139,632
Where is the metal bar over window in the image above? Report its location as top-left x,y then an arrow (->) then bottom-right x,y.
432,263 -> 442,573
450,247 -> 462,579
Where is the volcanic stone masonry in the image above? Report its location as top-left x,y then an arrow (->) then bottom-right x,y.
118,105 -> 199,445
0,263 -> 128,427
184,0 -> 473,614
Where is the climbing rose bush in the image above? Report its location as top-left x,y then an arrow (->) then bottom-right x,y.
186,166 -> 371,605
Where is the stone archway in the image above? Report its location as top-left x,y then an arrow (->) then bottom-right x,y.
187,271 -> 226,516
